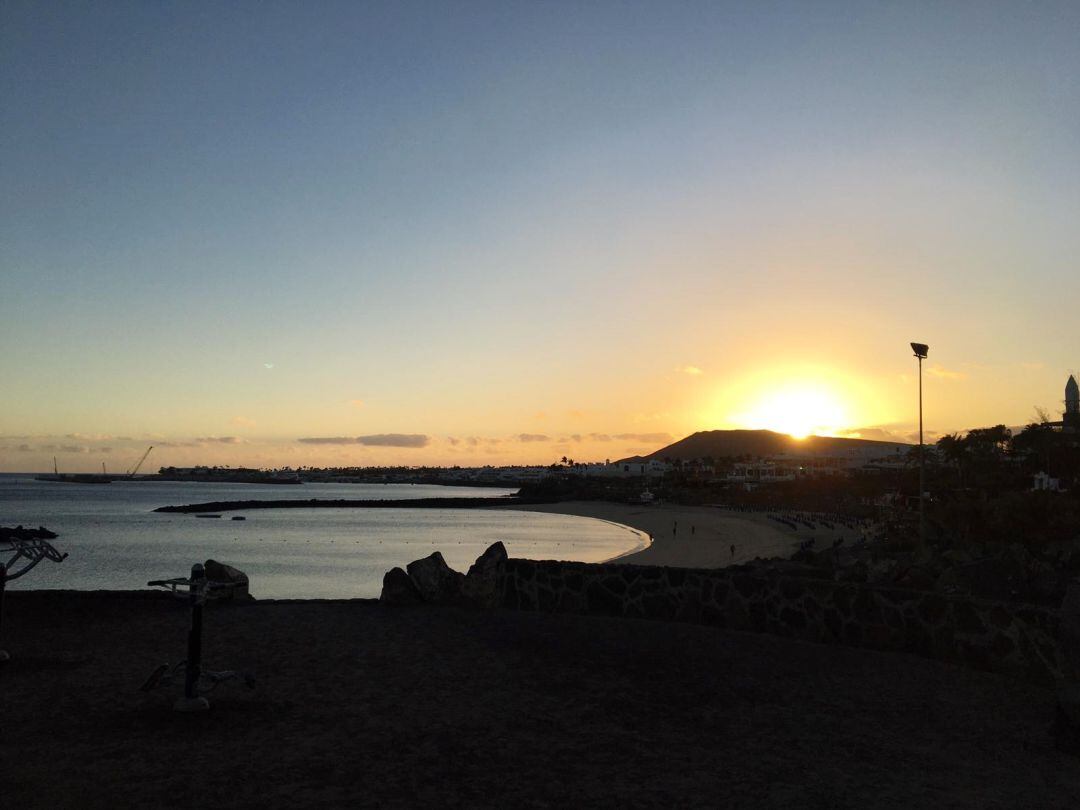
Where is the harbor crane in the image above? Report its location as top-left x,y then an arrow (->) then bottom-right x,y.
127,446 -> 154,478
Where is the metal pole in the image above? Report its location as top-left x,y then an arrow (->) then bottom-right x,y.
185,563 -> 204,699
918,355 -> 925,547
0,563 -> 8,663
176,562 -> 209,711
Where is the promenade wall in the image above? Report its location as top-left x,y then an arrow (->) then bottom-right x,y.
494,558 -> 1064,683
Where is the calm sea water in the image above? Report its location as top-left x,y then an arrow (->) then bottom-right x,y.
0,475 -> 646,598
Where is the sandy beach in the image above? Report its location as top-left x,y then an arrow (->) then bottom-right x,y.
504,501 -> 831,568
2,591 -> 1077,809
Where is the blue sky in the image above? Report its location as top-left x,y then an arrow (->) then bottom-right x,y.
2,2 -> 1079,469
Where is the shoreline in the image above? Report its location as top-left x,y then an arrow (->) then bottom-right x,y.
503,501 -> 796,568
148,495 -> 862,571
499,501 -> 847,569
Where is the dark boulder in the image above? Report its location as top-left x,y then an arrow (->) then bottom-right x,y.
463,542 -> 508,608
380,567 -> 424,605
406,551 -> 465,604
203,559 -> 251,600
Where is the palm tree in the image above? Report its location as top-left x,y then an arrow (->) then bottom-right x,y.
936,433 -> 966,486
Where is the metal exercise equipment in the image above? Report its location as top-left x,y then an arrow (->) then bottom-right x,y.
0,527 -> 68,662
143,563 -> 255,712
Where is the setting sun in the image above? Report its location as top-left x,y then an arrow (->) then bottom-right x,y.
732,384 -> 851,439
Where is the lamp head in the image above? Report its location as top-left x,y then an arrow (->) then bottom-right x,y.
910,342 -> 929,359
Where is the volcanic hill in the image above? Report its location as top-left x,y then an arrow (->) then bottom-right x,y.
633,429 -> 911,461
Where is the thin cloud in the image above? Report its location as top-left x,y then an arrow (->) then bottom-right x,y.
926,365 -> 966,380
348,399 -> 365,408
196,436 -> 244,445
358,434 -> 429,448
679,366 -> 704,376
612,432 -> 673,444
297,434 -> 430,448
838,427 -> 909,443
460,436 -> 502,447
231,416 -> 257,427
517,434 -> 550,443
906,430 -> 943,443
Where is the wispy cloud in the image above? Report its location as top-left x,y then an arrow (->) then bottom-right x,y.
612,432 -> 673,444
925,365 -> 967,380
348,399 -> 365,408
196,436 -> 245,444
679,365 -> 704,376
231,416 -> 257,427
297,434 -> 430,448
838,427 -> 910,443
462,436 -> 503,447
517,433 -> 550,443
359,434 -> 429,448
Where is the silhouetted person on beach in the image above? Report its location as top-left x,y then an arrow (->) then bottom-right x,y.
673,521 -> 678,535
691,525 -> 695,535
730,544 -> 736,558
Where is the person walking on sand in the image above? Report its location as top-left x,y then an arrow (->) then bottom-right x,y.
730,544 -> 736,558
673,521 -> 678,536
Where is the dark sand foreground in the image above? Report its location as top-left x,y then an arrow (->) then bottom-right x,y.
2,591 -> 1077,809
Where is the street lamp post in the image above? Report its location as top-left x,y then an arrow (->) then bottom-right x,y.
910,342 -> 929,546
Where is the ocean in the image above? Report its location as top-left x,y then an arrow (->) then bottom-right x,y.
0,474 -> 645,598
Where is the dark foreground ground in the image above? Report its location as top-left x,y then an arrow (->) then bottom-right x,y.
1,591 -> 1077,809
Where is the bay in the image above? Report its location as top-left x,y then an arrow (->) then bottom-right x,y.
0,475 -> 646,598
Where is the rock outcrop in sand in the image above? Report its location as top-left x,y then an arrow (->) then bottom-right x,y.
382,543 -> 508,608
204,559 -> 251,600
381,567 -> 424,605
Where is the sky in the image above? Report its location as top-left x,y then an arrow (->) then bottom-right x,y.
2,2 -> 1079,471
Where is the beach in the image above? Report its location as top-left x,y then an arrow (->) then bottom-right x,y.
2,591 -> 1077,808
504,501 -> 826,568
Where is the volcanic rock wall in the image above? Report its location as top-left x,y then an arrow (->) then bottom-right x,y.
495,558 -> 1064,683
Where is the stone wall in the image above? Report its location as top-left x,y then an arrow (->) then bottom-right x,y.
495,558 -> 1064,683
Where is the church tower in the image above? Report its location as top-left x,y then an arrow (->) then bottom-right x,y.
1065,374 -> 1080,430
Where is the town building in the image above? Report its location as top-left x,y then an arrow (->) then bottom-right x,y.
1041,374 -> 1079,433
